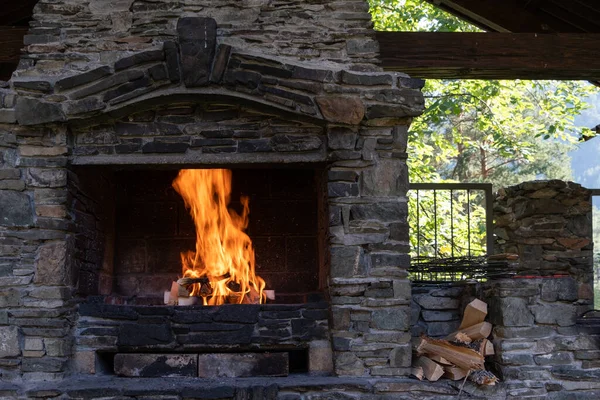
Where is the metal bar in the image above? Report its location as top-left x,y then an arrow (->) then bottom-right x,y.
416,190 -> 420,259
410,182 -> 493,190
450,189 -> 454,258
467,189 -> 471,258
434,189 -> 438,259
484,184 -> 494,256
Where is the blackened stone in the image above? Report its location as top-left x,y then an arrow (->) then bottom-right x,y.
328,170 -> 358,182
197,353 -> 289,378
213,304 -> 259,323
262,86 -> 313,105
302,309 -> 329,320
259,311 -> 301,319
199,129 -> 235,138
142,141 -> 189,153
163,41 -> 181,83
22,357 -> 66,372
366,104 -> 419,119
328,128 -> 357,150
398,77 -> 425,89
13,80 -> 53,93
118,323 -> 173,347
114,353 -> 197,377
56,66 -> 112,91
341,71 -> 393,86
228,70 -> 261,89
330,246 -> 367,278
191,138 -> 236,147
16,97 -> 65,125
78,303 -> 138,320
350,202 -> 407,221
103,77 -> 151,101
172,309 -> 214,323
203,146 -> 237,153
181,386 -> 234,399
238,139 -> 272,153
115,50 -> 164,71
0,191 -> 33,227
328,182 -> 358,197
154,122 -> 183,135
177,325 -> 253,345
210,44 -> 232,83
115,139 -> 142,154
271,135 -> 322,152
66,388 -> 123,398
149,64 -> 168,81
333,336 -> 351,351
188,323 -> 247,332
177,17 -> 217,87
70,70 -> 144,99
291,66 -> 335,82
64,97 -> 106,115
79,327 -> 118,336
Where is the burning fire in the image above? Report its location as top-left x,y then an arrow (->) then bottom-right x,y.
172,169 -> 265,305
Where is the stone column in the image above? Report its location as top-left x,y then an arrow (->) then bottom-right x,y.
328,122 -> 413,377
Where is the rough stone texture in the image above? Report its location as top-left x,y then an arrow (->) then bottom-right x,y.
0,326 -> 20,358
114,353 -> 198,377
0,190 -> 33,227
197,353 -> 289,378
177,17 -> 217,87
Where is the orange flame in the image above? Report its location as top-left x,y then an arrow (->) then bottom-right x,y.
172,169 -> 265,305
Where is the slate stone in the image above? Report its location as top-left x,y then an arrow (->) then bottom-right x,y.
0,191 -> 33,227
361,158 -> 408,196
70,70 -> 144,100
180,386 -> 234,399
191,138 -> 236,147
413,295 -> 459,310
149,64 -> 168,81
177,17 -> 217,87
328,127 -> 358,150
238,139 -> 272,153
64,97 -> 106,115
34,241 -> 70,285
330,246 -> 367,278
421,310 -> 460,322
341,71 -> 393,86
172,309 -> 213,324
118,323 -> 174,347
26,168 -> 67,188
371,308 -> 409,330
56,66 -> 112,91
262,86 -> 313,105
551,366 -> 600,381
198,353 -> 289,378
78,303 -> 138,320
163,41 -> 181,83
114,353 -> 197,377
177,326 -> 253,345
541,278 -> 578,302
270,135 -> 322,152
0,326 -> 20,357
13,80 -> 53,93
141,141 -> 189,153
398,77 -> 426,89
103,77 -> 151,101
350,202 -> 407,221
328,182 -> 359,197
21,357 -> 66,372
531,303 -> 577,327
210,44 -> 232,83
328,170 -> 358,182
115,139 -> 142,153
489,297 -> 534,327
291,66 -> 335,82
16,97 -> 65,125
0,109 -> 16,124
371,253 -> 410,269
213,304 -> 259,323
115,50 -> 164,71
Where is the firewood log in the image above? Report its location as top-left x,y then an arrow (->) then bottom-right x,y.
413,356 -> 444,382
429,354 -> 452,365
469,369 -> 499,385
411,366 -> 424,381
446,321 -> 492,341
484,340 -> 495,356
417,336 -> 485,371
443,366 -> 468,380
459,299 -> 488,330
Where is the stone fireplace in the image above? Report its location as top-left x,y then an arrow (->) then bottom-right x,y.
0,0 -> 426,393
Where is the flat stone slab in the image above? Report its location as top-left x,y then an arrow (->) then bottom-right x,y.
198,352 -> 289,378
114,353 -> 197,377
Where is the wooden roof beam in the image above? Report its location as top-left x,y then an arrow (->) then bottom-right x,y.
377,32 -> 600,80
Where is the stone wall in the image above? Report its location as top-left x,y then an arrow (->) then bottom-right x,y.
411,283 -> 479,339
494,180 -> 594,304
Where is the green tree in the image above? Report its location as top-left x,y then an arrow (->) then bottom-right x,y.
369,0 -> 597,260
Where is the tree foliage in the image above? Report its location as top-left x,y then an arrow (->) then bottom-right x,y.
369,0 -> 597,259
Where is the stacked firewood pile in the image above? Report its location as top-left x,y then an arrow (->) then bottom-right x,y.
412,299 -> 499,386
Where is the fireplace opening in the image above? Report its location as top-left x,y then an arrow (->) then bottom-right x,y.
70,166 -> 328,305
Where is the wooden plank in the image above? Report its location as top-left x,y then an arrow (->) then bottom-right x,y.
0,26 -> 28,63
377,32 -> 600,80
413,356 -> 444,382
417,337 -> 485,371
459,299 -> 488,330
446,321 -> 492,341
